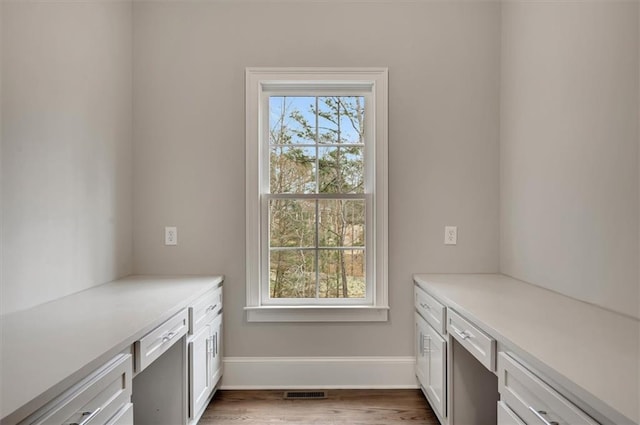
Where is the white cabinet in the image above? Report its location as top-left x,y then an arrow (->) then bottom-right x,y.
132,323 -> 187,425
424,321 -> 446,419
413,274 -> 635,425
415,286 -> 447,335
498,401 -> 526,425
187,285 -> 223,424
20,354 -> 132,425
135,309 -> 189,373
209,313 -> 223,388
189,325 -> 213,417
415,285 -> 447,424
1,276 -> 225,425
497,353 -> 599,425
189,286 -> 223,335
415,313 -> 429,387
188,313 -> 223,420
447,309 -> 495,372
105,403 -> 133,425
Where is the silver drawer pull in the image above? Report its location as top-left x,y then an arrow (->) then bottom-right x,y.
162,331 -> 176,343
450,325 -> 470,340
528,406 -> 559,425
419,302 -> 431,310
205,304 -> 217,313
69,408 -> 101,425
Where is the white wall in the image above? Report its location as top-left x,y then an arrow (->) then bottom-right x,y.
500,1 -> 640,318
0,1 -> 3,390
1,0 -> 134,315
133,1 -> 501,357
2,0 -> 635,355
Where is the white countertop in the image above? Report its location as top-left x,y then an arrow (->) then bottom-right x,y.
0,275 -> 223,424
413,273 -> 639,425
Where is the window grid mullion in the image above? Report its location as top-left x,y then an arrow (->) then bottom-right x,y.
314,97 -> 320,300
265,193 -> 366,200
315,199 -> 319,300
270,246 -> 365,251
315,96 -> 319,195
270,143 -> 364,148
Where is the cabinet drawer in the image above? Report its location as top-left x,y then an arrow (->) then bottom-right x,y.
498,401 -> 525,425
498,353 -> 599,425
190,286 -> 223,334
415,285 -> 446,336
21,354 -> 132,425
135,309 -> 188,373
447,309 -> 495,371
105,403 -> 133,425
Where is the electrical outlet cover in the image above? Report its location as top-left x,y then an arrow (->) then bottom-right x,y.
444,226 -> 457,245
165,226 -> 178,245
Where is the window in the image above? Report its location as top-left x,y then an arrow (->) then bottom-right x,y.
245,68 -> 388,322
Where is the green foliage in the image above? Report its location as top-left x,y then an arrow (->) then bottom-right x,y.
268,96 -> 366,300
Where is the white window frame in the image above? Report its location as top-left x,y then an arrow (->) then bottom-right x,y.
245,68 -> 388,322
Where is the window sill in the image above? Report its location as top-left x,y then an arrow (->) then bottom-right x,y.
244,305 -> 389,322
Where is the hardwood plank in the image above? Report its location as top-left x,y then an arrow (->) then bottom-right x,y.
199,389 -> 440,425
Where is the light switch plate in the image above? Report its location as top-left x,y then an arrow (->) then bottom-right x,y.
165,226 -> 177,245
444,226 -> 457,245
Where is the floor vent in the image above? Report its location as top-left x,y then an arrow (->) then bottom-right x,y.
283,391 -> 328,400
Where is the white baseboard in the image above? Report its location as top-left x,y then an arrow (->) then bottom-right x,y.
220,356 -> 418,389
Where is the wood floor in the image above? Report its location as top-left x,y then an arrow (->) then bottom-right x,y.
199,389 -> 440,425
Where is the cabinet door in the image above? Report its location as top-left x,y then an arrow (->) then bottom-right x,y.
189,324 -> 211,419
415,313 -> 428,389
426,323 -> 446,420
209,314 -> 223,387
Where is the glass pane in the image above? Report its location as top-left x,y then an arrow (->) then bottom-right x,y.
318,146 -> 364,193
318,249 -> 365,299
318,96 -> 364,145
269,96 -> 316,145
269,249 -> 316,298
318,200 -> 365,247
269,199 -> 316,248
270,146 -> 316,194
317,97 -> 337,145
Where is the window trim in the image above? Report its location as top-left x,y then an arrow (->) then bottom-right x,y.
245,68 -> 388,322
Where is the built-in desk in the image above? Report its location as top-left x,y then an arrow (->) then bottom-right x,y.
0,275 -> 224,425
413,274 -> 639,425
